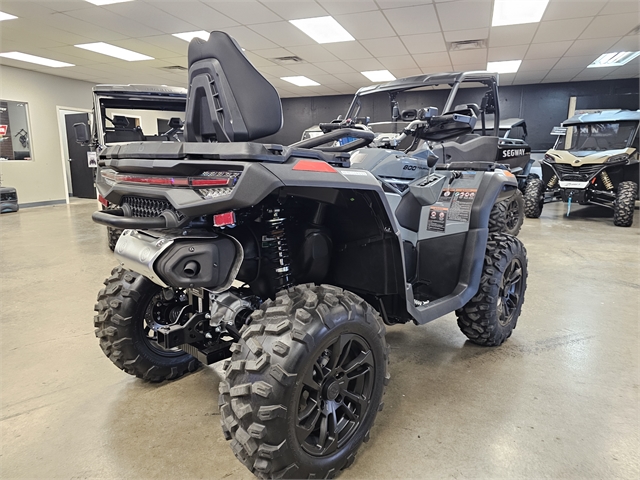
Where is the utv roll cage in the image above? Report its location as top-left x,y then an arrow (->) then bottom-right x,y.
344,71 -> 501,137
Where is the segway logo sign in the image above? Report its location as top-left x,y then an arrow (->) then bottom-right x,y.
502,148 -> 526,158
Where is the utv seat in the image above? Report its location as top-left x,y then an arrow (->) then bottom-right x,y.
431,136 -> 499,164
104,115 -> 145,143
184,31 -> 282,142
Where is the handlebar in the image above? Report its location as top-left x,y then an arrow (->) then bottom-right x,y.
290,128 -> 375,152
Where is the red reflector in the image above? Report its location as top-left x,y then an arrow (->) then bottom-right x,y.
292,160 -> 337,173
214,211 -> 236,227
190,178 -> 231,187
98,194 -> 108,207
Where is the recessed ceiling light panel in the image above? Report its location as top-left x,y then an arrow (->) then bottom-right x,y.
487,60 -> 522,74
492,0 -> 549,27
281,76 -> 320,87
0,11 -> 18,21
75,42 -> 153,61
85,0 -> 134,5
172,31 -> 210,42
588,51 -> 640,68
0,51 -> 74,68
289,16 -> 354,44
361,70 -> 396,82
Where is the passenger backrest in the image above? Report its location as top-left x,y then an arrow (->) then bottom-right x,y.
184,31 -> 283,142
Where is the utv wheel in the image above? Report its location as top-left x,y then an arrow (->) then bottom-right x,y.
613,181 -> 637,227
219,284 -> 389,479
107,226 -> 124,251
94,266 -> 200,381
524,178 -> 545,218
489,190 -> 524,236
456,233 -> 528,346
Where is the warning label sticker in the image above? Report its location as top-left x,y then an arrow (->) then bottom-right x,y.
427,207 -> 448,232
448,189 -> 476,222
438,189 -> 454,205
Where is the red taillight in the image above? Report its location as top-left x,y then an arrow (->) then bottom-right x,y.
98,194 -> 108,207
190,178 -> 231,187
101,169 -> 234,188
213,211 -> 236,227
292,160 -> 337,173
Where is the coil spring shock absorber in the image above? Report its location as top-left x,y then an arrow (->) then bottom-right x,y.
600,170 -> 614,190
263,207 -> 294,291
547,175 -> 558,188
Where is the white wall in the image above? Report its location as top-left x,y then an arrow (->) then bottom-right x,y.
0,66 -> 95,204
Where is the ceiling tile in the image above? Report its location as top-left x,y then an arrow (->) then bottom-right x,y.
436,0 -> 492,31
154,1 -> 239,30
310,73 -> 348,85
525,41 -> 573,60
488,45 -> 528,62
514,70 -> 549,84
571,68 -> 611,81
533,17 -> 592,43
519,57 -> 560,71
553,55 -> 597,69
564,37 -> 620,57
489,24 -> 538,47
542,0 -> 607,21
136,35 -> 193,57
250,21 -> 317,47
607,35 -> 640,52
0,1 -> 59,19
207,1 -> 282,25
260,0 -> 328,20
48,12 -> 128,42
361,36 -> 408,57
323,41 -> 372,60
543,68 -> 583,82
335,72 -> 371,84
449,48 -> 487,65
285,63 -> 330,76
222,26 -> 278,49
382,4 -> 440,35
243,51 -> 277,67
498,72 -> 516,85
30,1 -> 94,13
412,52 -> 452,68
0,19 -> 94,46
376,0 -> 430,8
580,13 -> 640,39
598,0 -> 640,15
400,33 -> 447,54
347,57 -> 385,71
104,1 -> 198,34
315,60 -> 356,74
286,45 -> 339,62
378,54 -> 418,69
63,7 -> 164,38
390,67 -> 423,77
420,63 -> 455,73
252,47 -> 295,59
317,0 -> 379,15
259,64 -> 297,76
109,38 -> 179,60
335,10 -> 395,39
452,61 -> 487,71
443,28 -> 489,43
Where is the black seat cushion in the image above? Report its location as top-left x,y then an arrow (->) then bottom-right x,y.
112,115 -> 130,129
185,31 -> 283,142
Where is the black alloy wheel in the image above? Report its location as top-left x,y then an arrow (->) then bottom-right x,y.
497,258 -> 524,327
296,333 -> 374,457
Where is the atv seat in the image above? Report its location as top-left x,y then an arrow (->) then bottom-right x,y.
184,31 -> 282,143
431,135 -> 499,164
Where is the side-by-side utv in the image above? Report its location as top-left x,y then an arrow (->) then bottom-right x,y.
86,32 -> 529,479
525,110 -> 639,226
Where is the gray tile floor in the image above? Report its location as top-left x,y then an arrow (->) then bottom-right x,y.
1,199 -> 638,479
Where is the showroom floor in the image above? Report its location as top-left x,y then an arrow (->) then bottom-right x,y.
1,199 -> 638,479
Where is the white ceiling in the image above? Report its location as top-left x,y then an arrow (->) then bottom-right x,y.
0,0 -> 638,97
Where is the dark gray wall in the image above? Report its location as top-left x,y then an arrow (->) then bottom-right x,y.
260,78 -> 639,152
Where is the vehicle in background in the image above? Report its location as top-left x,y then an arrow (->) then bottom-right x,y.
0,186 -> 19,213
76,84 -> 187,249
525,110 -> 639,226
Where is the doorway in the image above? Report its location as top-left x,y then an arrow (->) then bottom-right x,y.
58,109 -> 95,200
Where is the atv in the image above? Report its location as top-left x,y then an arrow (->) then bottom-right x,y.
311,72 -> 529,236
75,84 -> 188,249
88,32 -> 528,479
525,110 -> 639,226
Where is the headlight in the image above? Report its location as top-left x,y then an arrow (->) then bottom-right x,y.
605,154 -> 629,163
544,154 -> 555,163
